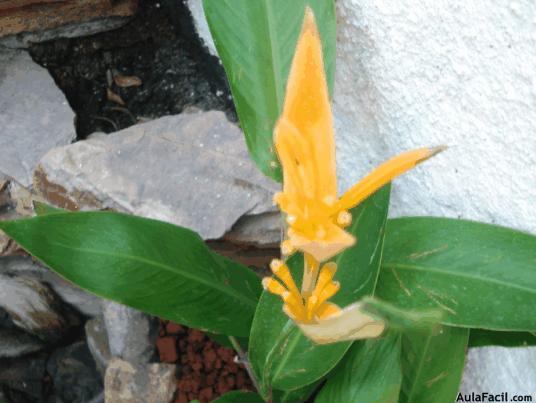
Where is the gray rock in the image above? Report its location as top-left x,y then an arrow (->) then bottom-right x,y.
460,346 -> 536,396
34,111 -> 279,240
0,327 -> 44,358
103,301 -> 157,364
0,353 -> 47,399
0,48 -> 75,187
0,256 -> 102,317
1,18 -> 132,50
0,273 -> 78,340
225,211 -> 282,246
104,358 -> 176,403
85,316 -> 112,374
47,341 -> 103,403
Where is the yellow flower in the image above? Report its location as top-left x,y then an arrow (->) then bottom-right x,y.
263,7 -> 444,344
273,7 -> 445,263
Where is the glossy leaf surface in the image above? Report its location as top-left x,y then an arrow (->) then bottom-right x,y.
400,326 -> 469,403
378,217 -> 536,331
213,391 -> 264,403
202,0 -> 336,181
0,212 -> 262,336
315,332 -> 402,403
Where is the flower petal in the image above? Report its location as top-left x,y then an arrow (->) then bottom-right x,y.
289,224 -> 355,262
298,302 -> 385,344
337,146 -> 447,211
274,6 -> 337,204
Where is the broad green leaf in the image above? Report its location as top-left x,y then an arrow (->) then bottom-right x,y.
212,391 -> 264,403
315,332 -> 402,403
249,186 -> 390,396
273,381 -> 321,403
202,0 -> 336,181
377,217 -> 536,331
361,297 -> 442,332
400,325 -> 469,403
0,212 -> 261,336
468,329 -> 536,348
33,200 -> 64,215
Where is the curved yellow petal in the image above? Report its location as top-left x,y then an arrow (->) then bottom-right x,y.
337,146 -> 447,211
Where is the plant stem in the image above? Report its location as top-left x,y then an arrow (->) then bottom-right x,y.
301,253 -> 320,298
228,336 -> 262,396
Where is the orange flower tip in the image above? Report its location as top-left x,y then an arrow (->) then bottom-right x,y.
303,6 -> 316,32
423,145 -> 448,161
286,215 -> 297,225
336,210 -> 352,227
281,240 -> 295,256
269,259 -> 284,273
262,277 -> 284,294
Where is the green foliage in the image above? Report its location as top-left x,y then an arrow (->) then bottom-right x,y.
249,185 -> 390,396
468,329 -> 536,348
399,326 -> 469,403
202,0 -> 336,181
213,391 -> 264,403
377,217 -> 536,331
315,332 -> 402,403
0,212 -> 261,337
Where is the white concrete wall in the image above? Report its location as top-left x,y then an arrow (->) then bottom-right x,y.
334,0 -> 535,234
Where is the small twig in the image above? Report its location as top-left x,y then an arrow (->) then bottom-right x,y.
228,336 -> 262,397
91,115 -> 119,132
107,106 -> 138,124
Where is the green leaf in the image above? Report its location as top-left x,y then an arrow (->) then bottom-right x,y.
249,185 -> 391,396
315,332 -> 402,403
468,329 -> 536,348
361,297 -> 442,332
0,211 -> 261,336
273,381 -> 321,403
377,217 -> 536,331
202,0 -> 336,181
400,325 -> 469,403
33,200 -> 64,215
212,391 -> 264,403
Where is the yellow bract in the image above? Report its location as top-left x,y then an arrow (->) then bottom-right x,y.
263,7 -> 444,344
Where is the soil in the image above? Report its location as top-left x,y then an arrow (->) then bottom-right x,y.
29,0 -> 235,139
157,321 -> 255,403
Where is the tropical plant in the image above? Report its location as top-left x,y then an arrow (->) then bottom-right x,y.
0,1 -> 534,402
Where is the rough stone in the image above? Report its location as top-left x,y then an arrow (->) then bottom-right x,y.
224,212 -> 281,247
0,327 -> 44,358
104,358 -> 177,403
47,341 -> 103,403
0,0 -> 137,48
0,353 -> 47,399
85,316 -> 112,374
103,300 -> 157,364
0,48 -> 75,187
34,111 -> 279,240
0,256 -> 102,317
0,273 -> 78,340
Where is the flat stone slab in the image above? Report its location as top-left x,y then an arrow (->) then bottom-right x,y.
34,111 -> 279,240
0,48 -> 75,187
